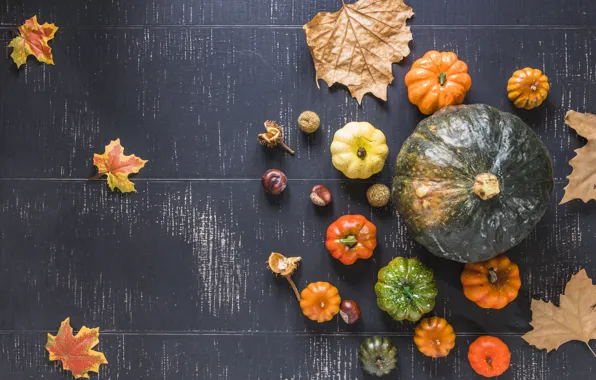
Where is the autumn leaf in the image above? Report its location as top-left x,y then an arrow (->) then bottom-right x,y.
91,139 -> 148,193
46,318 -> 108,379
8,16 -> 58,68
561,110 -> 596,204
522,269 -> 596,357
303,0 -> 414,104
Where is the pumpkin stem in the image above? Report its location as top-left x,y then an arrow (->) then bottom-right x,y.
284,275 -> 301,302
376,359 -> 383,369
339,235 -> 359,247
486,357 -> 493,366
473,173 -> 501,200
488,268 -> 499,284
357,147 -> 367,159
438,73 -> 447,86
402,286 -> 415,301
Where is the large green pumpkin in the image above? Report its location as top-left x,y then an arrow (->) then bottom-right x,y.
393,104 -> 554,263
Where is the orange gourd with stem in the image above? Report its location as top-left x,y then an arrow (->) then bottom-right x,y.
300,282 -> 341,322
507,68 -> 550,110
461,255 -> 521,309
468,336 -> 511,377
405,50 -> 472,115
414,316 -> 456,358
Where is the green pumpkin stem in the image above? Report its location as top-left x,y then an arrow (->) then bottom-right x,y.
438,73 -> 447,86
402,286 -> 415,301
339,235 -> 358,247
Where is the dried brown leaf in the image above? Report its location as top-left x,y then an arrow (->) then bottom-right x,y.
522,269 -> 596,356
561,110 -> 596,204
303,0 -> 414,104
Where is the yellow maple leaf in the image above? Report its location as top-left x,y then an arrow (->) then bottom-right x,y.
560,110 -> 596,204
8,16 -> 58,68
91,139 -> 148,193
303,0 -> 414,104
522,269 -> 596,357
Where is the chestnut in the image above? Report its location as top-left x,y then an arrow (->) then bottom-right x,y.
340,299 -> 361,324
310,185 -> 332,206
262,169 -> 287,195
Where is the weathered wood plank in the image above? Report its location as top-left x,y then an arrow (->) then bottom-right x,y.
0,0 -> 594,26
0,181 -> 593,332
0,333 -> 591,379
0,28 -> 593,181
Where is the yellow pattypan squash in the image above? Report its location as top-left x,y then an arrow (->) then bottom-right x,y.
330,122 -> 389,179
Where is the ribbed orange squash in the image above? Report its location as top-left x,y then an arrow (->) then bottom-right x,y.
405,51 -> 472,115
507,67 -> 550,110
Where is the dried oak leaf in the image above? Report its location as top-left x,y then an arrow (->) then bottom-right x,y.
91,139 -> 148,193
522,269 -> 596,356
561,110 -> 596,204
303,0 -> 414,104
8,16 -> 58,68
46,318 -> 108,379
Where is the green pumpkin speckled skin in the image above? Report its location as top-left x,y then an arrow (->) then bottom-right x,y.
375,257 -> 438,322
393,104 -> 554,263
359,336 -> 397,377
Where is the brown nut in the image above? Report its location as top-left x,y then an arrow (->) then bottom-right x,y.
310,185 -> 332,206
262,169 -> 287,195
366,184 -> 391,207
339,299 -> 361,324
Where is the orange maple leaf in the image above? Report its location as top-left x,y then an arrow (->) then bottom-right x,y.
46,318 -> 108,379
91,139 -> 148,193
8,16 -> 58,68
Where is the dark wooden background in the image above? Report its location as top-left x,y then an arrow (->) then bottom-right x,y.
0,0 -> 595,378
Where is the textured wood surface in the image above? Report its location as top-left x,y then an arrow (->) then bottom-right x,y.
0,0 -> 595,379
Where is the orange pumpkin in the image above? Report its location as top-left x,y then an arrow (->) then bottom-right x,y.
507,68 -> 550,110
461,255 -> 521,309
300,282 -> 341,322
468,336 -> 511,377
413,316 -> 456,358
405,51 -> 472,115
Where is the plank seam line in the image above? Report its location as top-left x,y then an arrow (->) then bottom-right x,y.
0,25 -> 595,30
0,330 -> 525,337
0,178 -> 569,184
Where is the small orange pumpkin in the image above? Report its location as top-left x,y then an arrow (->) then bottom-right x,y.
413,316 -> 456,358
468,336 -> 511,377
300,282 -> 341,322
405,51 -> 472,115
461,255 -> 521,309
507,68 -> 550,110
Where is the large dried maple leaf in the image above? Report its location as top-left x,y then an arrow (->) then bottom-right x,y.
522,270 -> 596,357
46,318 -> 108,378
303,0 -> 414,104
91,139 -> 148,193
561,110 -> 596,204
8,16 -> 58,68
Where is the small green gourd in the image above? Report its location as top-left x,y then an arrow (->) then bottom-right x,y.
359,336 -> 397,377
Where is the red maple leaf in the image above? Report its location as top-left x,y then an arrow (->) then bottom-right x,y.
46,318 -> 108,379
